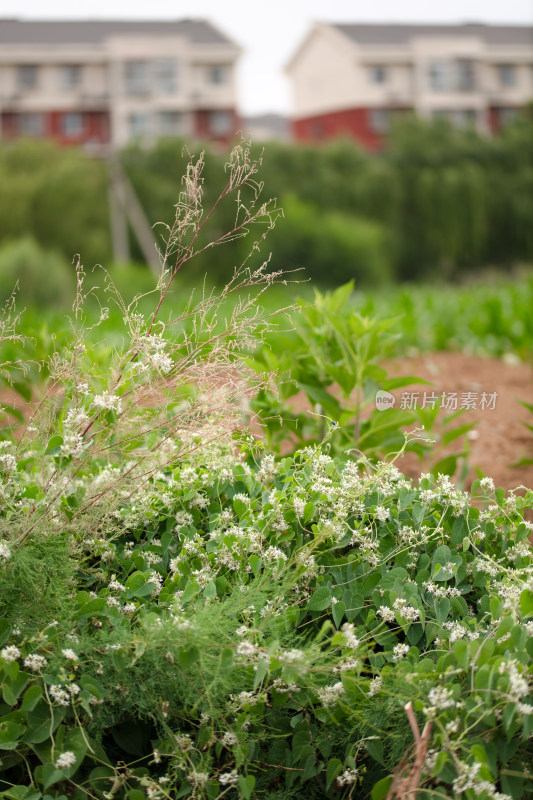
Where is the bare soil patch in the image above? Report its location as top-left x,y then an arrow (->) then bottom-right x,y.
384,352 -> 533,493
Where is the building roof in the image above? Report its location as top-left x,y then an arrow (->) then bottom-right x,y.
333,22 -> 533,47
0,19 -> 236,46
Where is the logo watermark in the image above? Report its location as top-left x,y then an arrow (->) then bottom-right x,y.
375,390 -> 498,411
375,390 -> 396,411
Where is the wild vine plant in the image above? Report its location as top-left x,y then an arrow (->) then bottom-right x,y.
1,144 -> 533,800
2,142 -> 285,547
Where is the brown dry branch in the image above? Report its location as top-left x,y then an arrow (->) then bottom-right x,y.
385,701 -> 433,800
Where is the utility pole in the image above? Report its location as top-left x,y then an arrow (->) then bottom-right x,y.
106,157 -> 162,277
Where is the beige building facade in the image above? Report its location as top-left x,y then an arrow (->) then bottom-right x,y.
287,22 -> 533,147
0,20 -> 241,150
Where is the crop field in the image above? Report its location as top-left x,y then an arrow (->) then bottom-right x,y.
1,140 -> 532,800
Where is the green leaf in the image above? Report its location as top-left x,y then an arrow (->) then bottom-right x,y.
0,788 -> 41,800
332,601 -> 345,628
0,719 -> 27,750
326,758 -> 343,790
248,555 -> 262,578
23,704 -> 65,744
12,381 -> 32,403
303,502 -> 315,524
44,435 -> 63,456
0,402 -> 24,422
307,586 -> 331,612
434,597 -> 451,624
34,764 -> 64,791
442,423 -> 476,447
181,579 -> 200,604
178,645 -> 200,669
20,685 -> 43,713
366,738 -> 384,764
238,775 -> 255,799
519,589 -> 533,618
3,673 -> 30,706
371,776 -> 392,800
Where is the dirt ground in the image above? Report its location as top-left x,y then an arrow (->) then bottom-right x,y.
2,352 -> 532,496
383,352 -> 533,493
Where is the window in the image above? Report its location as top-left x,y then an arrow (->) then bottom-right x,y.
59,64 -> 81,90
17,64 -> 38,90
369,108 -> 390,133
429,60 -> 448,92
154,59 -> 177,94
124,61 -> 149,96
61,112 -> 84,137
208,110 -> 233,136
128,112 -> 150,138
18,113 -> 44,137
497,64 -> 516,87
207,65 -> 228,85
429,59 -> 476,92
368,65 -> 387,84
456,59 -> 476,92
157,111 -> 185,136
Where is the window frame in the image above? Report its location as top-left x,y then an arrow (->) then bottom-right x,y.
368,65 -> 387,85
61,112 -> 84,137
17,64 -> 38,90
124,61 -> 150,96
59,64 -> 82,90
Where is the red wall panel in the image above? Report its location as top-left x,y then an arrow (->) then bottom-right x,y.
292,107 -> 385,150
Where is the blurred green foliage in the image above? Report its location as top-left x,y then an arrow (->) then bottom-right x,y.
0,238 -> 75,308
0,140 -> 111,268
0,111 -> 532,288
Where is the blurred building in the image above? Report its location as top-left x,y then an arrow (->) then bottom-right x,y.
0,19 -> 241,150
242,113 -> 290,142
287,22 -> 533,148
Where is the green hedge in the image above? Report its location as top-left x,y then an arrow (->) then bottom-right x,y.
0,111 -> 532,288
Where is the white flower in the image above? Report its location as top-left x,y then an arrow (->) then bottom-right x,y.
263,546 -> 287,563
479,477 -> 495,493
0,453 -> 17,471
374,506 -> 390,522
1,646 -> 21,662
49,685 -> 70,706
24,653 -> 47,671
368,676 -> 383,697
54,750 -> 76,769
236,641 -> 256,658
92,392 -> 122,413
221,731 -> 238,747
317,682 -> 344,707
423,686 -> 458,717
187,772 -> 209,787
0,541 -> 11,563
341,622 -> 360,650
283,649 -> 303,662
337,767 -> 359,787
61,648 -> 78,661
392,643 -> 410,661
393,598 -> 420,622
293,497 -> 306,516
219,770 -> 239,786
377,606 -> 395,622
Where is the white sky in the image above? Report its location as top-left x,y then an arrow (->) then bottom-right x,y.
2,0 -> 532,114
